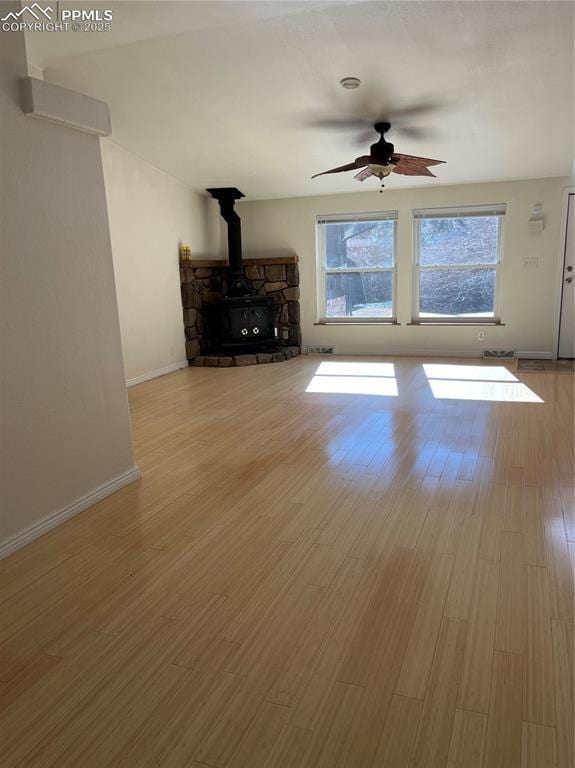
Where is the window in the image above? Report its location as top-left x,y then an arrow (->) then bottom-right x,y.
413,205 -> 505,323
316,212 -> 397,322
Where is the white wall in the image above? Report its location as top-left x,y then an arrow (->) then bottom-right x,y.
0,24 -> 136,554
237,177 -> 569,357
101,140 -> 216,383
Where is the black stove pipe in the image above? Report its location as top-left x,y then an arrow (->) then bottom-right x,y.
206,187 -> 250,297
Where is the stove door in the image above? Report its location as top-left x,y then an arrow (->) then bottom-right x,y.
229,307 -> 251,340
248,307 -> 274,340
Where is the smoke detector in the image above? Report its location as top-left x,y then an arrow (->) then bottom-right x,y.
340,77 -> 361,90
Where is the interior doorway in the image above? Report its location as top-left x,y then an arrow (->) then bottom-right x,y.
558,192 -> 575,359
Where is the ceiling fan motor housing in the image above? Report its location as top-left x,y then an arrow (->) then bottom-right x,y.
370,136 -> 395,164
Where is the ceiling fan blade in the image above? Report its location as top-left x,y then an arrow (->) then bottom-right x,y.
383,99 -> 443,120
392,165 -> 436,177
311,160 -> 365,178
354,167 -> 374,182
389,124 -> 433,140
392,152 -> 446,178
394,153 -> 446,166
304,116 -> 370,131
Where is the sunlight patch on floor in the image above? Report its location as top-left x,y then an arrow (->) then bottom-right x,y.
423,363 -> 543,403
306,360 -> 543,402
307,360 -> 398,397
423,364 -> 518,382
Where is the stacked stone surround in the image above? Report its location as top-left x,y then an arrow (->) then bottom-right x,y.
180,256 -> 301,367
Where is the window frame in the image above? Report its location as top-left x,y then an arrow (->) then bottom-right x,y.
412,204 -> 505,324
316,211 -> 398,324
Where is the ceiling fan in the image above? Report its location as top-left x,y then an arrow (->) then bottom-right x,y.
312,121 -> 445,186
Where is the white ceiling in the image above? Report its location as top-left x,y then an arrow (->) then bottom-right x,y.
27,1 -> 574,200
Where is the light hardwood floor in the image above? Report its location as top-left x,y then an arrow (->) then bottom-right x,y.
0,355 -> 573,767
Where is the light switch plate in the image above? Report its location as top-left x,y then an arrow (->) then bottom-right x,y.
524,256 -> 539,269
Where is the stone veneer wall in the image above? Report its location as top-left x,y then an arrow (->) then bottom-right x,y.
180,256 -> 301,364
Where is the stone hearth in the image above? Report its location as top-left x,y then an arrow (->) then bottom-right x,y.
190,347 -> 301,368
180,255 -> 301,364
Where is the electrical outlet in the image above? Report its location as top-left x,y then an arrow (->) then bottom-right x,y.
523,256 -> 539,269
477,331 -> 485,341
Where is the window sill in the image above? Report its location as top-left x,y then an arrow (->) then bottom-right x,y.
315,320 -> 400,326
407,321 -> 505,327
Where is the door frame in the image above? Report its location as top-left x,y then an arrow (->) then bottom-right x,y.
553,186 -> 575,360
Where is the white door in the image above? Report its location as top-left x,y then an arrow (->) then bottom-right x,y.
558,194 -> 575,359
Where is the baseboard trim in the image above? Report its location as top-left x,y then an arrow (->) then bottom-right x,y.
0,465 -> 141,560
327,349 -> 484,358
126,361 -> 188,387
309,349 -> 554,360
385,349 -> 482,358
515,351 -> 553,359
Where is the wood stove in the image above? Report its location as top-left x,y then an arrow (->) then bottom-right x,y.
207,187 -> 276,351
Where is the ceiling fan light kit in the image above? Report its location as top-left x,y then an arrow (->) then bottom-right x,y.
368,163 -> 395,178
